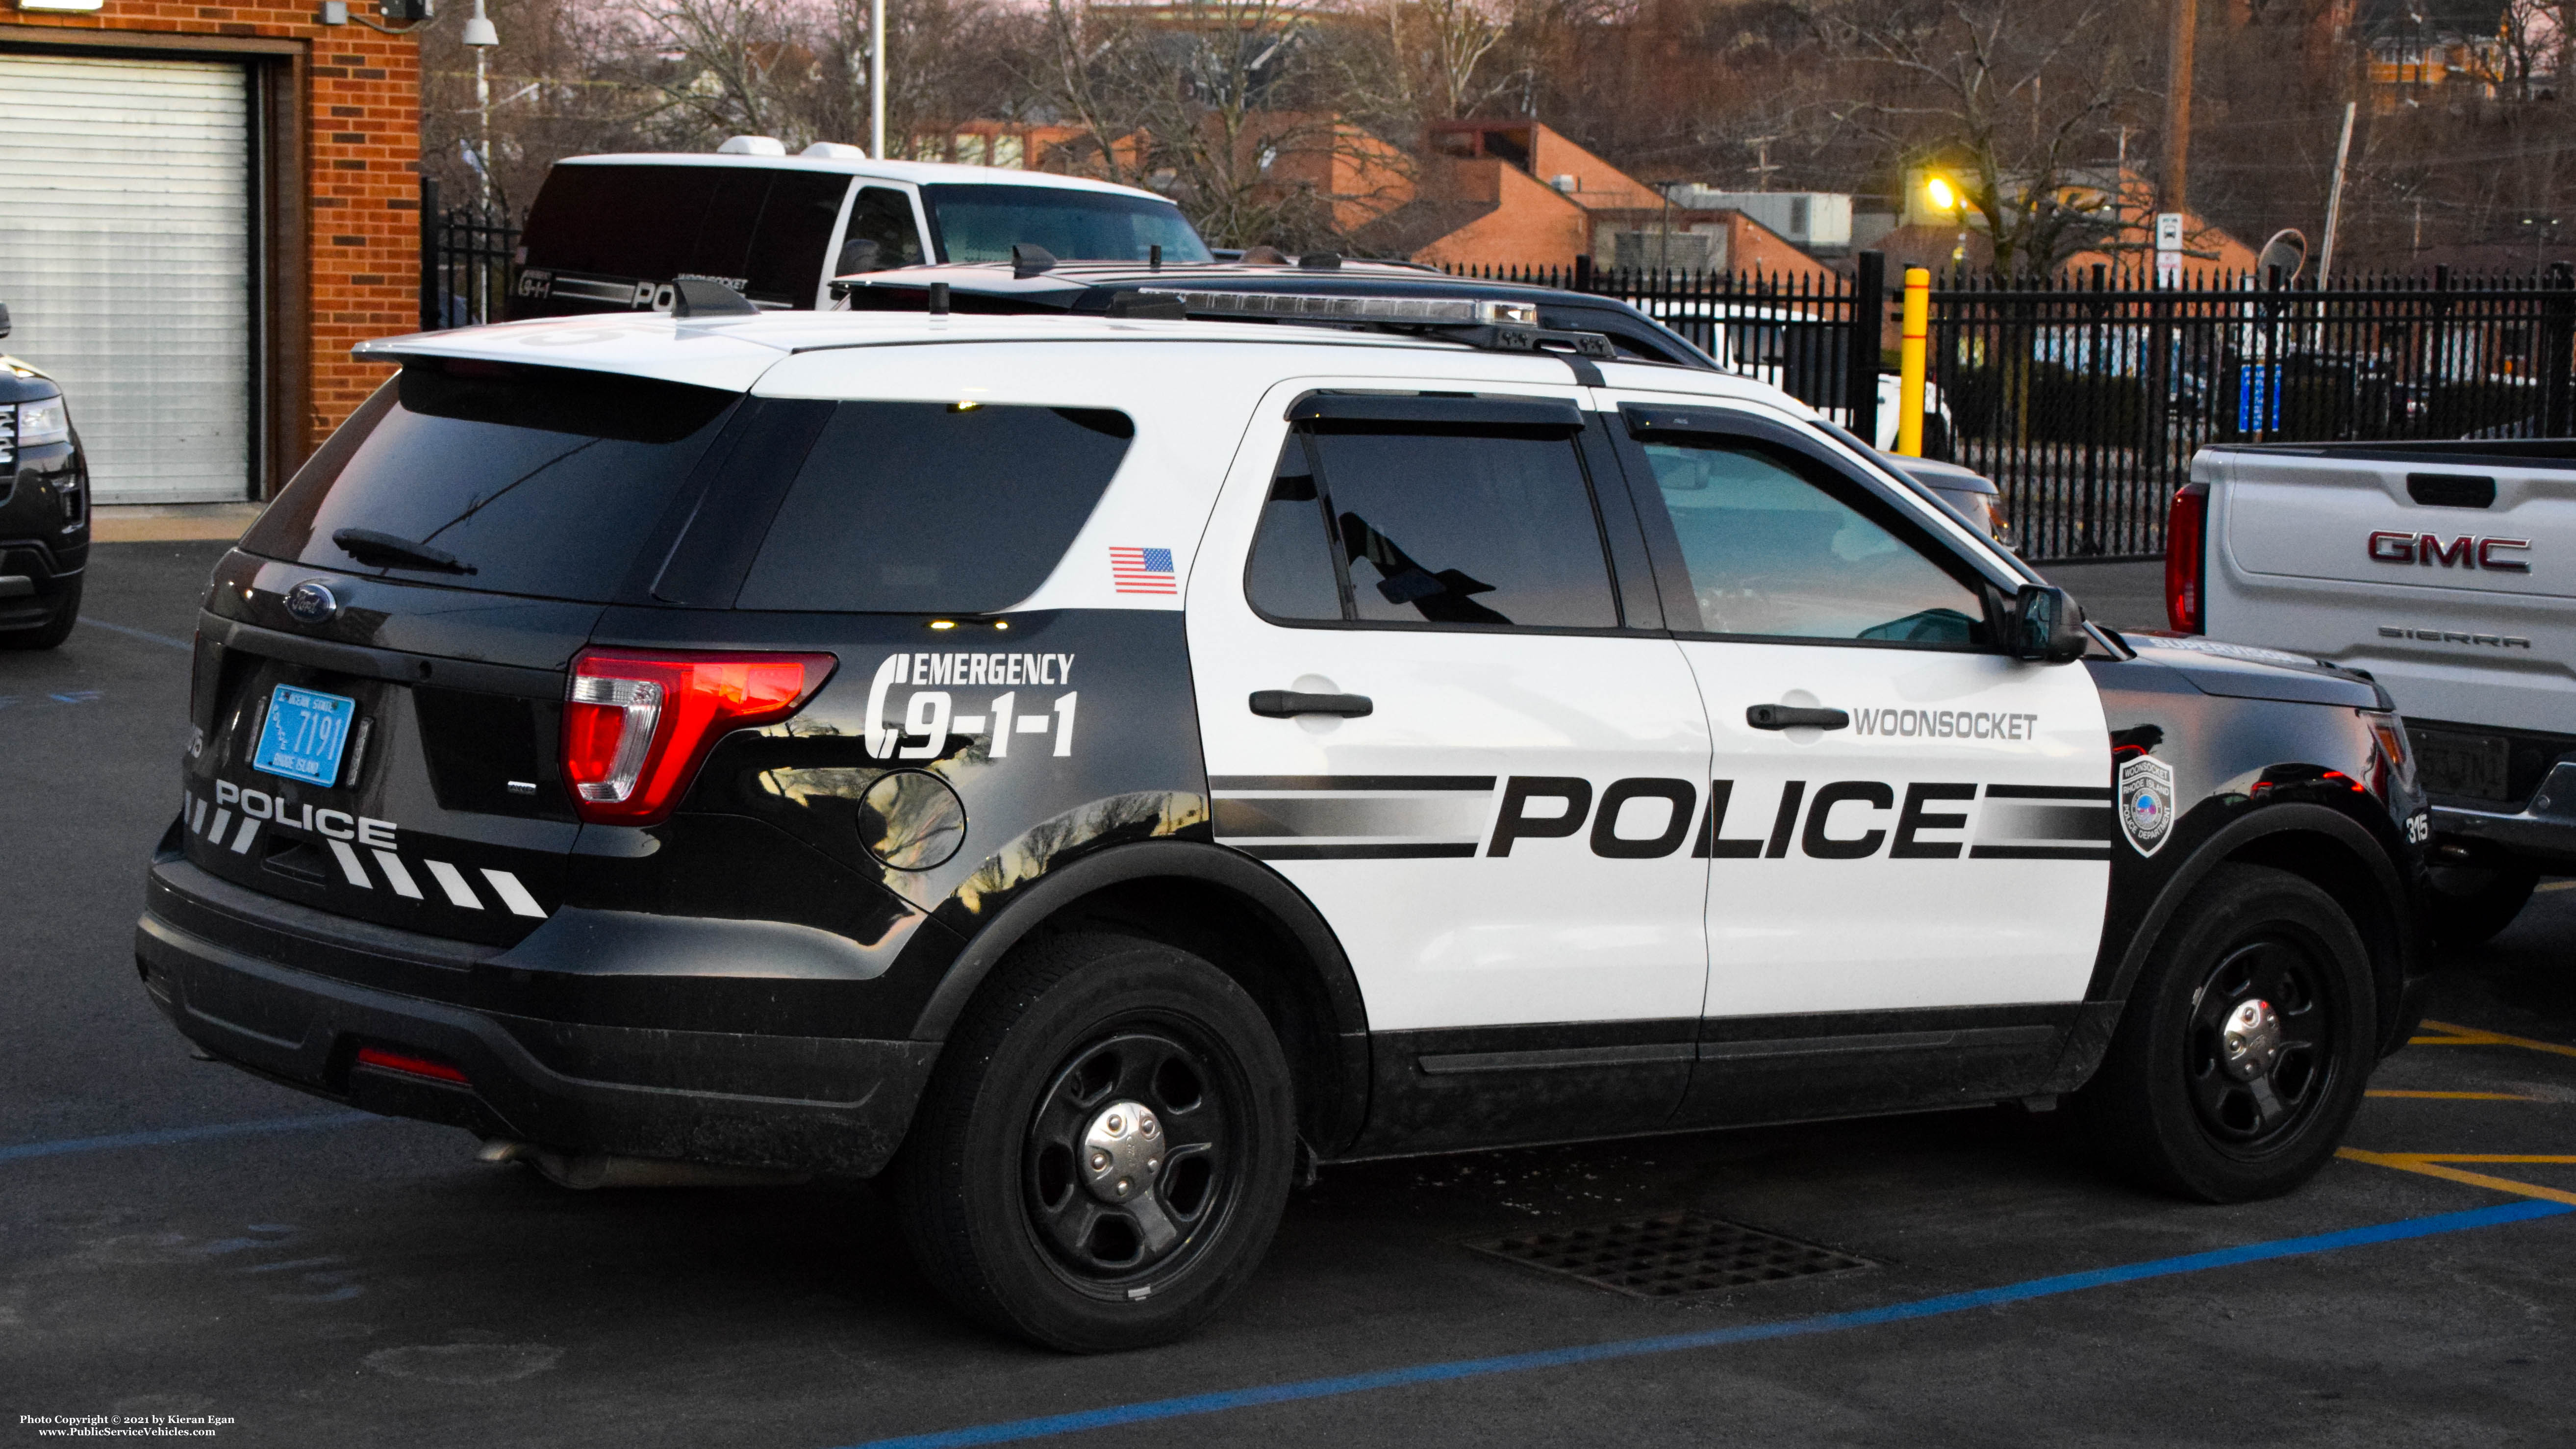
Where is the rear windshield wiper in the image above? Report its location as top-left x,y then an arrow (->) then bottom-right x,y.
331,527 -> 477,575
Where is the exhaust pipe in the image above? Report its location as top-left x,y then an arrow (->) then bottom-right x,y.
477,1138 -> 810,1190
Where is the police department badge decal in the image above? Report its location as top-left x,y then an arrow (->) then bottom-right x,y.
2119,754 -> 2176,856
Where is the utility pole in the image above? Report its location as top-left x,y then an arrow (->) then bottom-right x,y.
1745,134 -> 1780,192
2318,101 -> 2356,288
870,0 -> 887,159
2161,0 -> 2197,215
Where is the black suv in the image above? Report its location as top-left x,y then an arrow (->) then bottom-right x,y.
0,301 -> 90,650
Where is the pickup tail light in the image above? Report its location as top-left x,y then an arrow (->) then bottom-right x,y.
2166,483 -> 2210,634
563,649 -> 837,825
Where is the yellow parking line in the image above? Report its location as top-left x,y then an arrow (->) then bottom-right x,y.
2409,1020 -> 2576,1058
2536,879 -> 2576,892
2339,1148 -> 2576,1207
2365,1090 -> 2541,1100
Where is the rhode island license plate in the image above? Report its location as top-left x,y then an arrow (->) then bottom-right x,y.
252,684 -> 358,788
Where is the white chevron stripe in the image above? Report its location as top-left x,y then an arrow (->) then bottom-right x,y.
479,868 -> 546,919
229,815 -> 260,853
372,850 -> 423,900
422,859 -> 482,909
205,808 -> 229,844
327,839 -> 371,888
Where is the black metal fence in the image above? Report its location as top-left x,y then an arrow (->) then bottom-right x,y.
412,197 -> 2576,563
418,177 -> 519,332
1456,255 -> 2576,563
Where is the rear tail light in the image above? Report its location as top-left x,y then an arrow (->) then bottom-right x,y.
2165,482 -> 2209,634
562,649 -> 836,825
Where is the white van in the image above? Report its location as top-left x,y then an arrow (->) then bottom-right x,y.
507,138 -> 1212,318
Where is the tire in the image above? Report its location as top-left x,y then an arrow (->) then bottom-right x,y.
2076,864 -> 2376,1202
0,576 -> 80,651
890,933 -> 1295,1352
2424,863 -> 2539,948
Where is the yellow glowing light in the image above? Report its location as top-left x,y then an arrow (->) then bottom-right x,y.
929,620 -> 956,631
993,620 -> 1010,630
949,401 -> 982,412
1926,176 -> 1957,212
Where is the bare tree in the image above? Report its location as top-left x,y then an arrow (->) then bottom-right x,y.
1809,0 -> 2153,275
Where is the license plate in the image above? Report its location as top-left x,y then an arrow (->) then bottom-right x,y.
2410,727 -> 2511,802
252,684 -> 358,788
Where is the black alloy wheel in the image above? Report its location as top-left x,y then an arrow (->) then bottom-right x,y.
2183,937 -> 2335,1147
892,933 -> 1294,1352
1024,1029 -> 1239,1285
2077,864 -> 2377,1202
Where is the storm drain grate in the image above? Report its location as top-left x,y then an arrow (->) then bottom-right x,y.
1466,1212 -> 1873,1298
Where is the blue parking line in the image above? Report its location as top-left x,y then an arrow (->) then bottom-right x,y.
836,1199 -> 2572,1449
0,1111 -> 379,1164
75,617 -> 193,651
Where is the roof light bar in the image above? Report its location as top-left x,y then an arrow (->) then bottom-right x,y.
1135,290 -> 1540,328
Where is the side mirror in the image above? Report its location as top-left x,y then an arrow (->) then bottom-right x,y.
833,237 -> 884,276
2010,584 -> 2089,664
0,301 -> 11,340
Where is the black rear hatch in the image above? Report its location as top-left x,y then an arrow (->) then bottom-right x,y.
182,360 -> 745,945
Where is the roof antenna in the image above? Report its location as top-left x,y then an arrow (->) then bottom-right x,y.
1011,244 -> 1058,279
670,278 -> 757,318
928,282 -> 951,316
1149,244 -> 1162,273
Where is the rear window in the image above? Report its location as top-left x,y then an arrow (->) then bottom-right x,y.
735,403 -> 1134,613
920,184 -> 1212,264
243,362 -> 740,604
522,164 -> 854,305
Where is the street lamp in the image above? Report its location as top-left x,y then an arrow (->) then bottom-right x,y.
463,0 -> 500,213
1925,173 -> 1967,266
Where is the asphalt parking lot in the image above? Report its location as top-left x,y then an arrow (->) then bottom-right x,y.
5,542 -> 2572,1448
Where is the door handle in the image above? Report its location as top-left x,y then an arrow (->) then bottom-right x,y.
1746,704 -> 1850,731
1251,689 -> 1374,719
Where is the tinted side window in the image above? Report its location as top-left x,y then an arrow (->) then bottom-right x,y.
1244,452 -> 1341,621
736,403 -> 1133,613
1252,428 -> 1617,630
843,187 -> 925,268
1638,439 -> 1988,647
742,173 -> 857,302
523,165 -> 853,305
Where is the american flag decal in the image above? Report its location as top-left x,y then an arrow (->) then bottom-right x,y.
1110,545 -> 1178,595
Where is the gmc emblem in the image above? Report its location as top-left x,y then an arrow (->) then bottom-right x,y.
2367,531 -> 2531,573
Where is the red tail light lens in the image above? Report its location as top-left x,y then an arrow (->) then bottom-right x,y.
2165,482 -> 2209,634
562,649 -> 836,825
354,1045 -> 469,1084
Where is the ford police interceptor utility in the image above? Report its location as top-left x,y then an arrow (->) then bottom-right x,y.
138,284 -> 2432,1351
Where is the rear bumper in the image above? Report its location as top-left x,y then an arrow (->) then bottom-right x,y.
2431,759 -> 2576,873
136,860 -> 938,1176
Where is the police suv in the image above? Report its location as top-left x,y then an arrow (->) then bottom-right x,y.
139,286 -> 2431,1351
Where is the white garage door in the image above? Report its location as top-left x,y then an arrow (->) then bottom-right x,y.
0,53 -> 252,504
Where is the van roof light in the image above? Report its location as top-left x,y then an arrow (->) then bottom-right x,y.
802,141 -> 867,159
717,135 -> 787,156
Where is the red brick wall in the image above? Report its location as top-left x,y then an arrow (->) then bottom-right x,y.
2,2 -> 419,473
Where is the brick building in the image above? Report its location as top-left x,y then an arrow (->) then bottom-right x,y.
0,0 -> 420,502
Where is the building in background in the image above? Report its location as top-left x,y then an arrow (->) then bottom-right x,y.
0,0 -> 420,502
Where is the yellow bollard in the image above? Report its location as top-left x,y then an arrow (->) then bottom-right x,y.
1896,266 -> 1929,457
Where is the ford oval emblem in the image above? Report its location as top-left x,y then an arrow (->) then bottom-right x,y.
285,580 -> 339,625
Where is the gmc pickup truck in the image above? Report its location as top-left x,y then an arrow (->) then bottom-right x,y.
2169,440 -> 2571,942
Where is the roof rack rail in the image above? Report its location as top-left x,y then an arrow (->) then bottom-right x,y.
1121,287 -> 1616,359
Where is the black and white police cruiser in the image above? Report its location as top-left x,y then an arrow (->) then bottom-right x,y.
139,282 -> 2433,1351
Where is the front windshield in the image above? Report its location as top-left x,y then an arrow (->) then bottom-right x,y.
920,184 -> 1213,263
